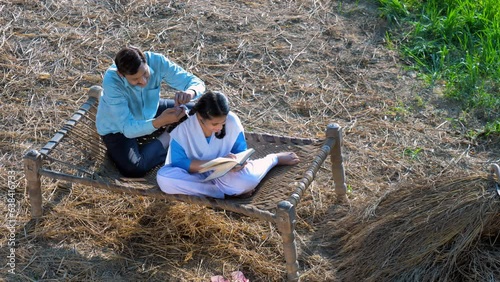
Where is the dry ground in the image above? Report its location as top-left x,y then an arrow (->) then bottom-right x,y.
1,0 -> 499,281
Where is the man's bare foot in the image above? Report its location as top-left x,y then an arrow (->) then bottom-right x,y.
276,152 -> 300,165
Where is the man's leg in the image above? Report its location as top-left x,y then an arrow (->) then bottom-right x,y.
157,98 -> 175,113
101,98 -> 194,177
102,133 -> 167,177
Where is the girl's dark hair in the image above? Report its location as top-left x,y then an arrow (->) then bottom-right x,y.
190,90 -> 230,119
167,91 -> 230,139
190,90 -> 230,139
114,46 -> 146,75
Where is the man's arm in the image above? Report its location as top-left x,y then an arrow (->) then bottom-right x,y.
152,107 -> 186,129
153,53 -> 206,98
174,90 -> 196,106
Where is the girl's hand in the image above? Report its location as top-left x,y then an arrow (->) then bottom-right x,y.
231,162 -> 246,172
227,153 -> 246,172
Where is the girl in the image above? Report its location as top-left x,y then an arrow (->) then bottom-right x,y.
156,90 -> 299,198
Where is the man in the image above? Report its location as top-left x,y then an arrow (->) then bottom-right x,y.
96,46 -> 205,177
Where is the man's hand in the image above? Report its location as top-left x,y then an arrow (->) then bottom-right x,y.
174,90 -> 195,106
153,107 -> 186,128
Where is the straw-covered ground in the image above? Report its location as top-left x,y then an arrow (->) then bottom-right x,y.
1,0 -> 499,281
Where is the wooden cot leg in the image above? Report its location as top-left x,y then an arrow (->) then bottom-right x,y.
492,163 -> 500,180
276,201 -> 300,282
23,150 -> 43,218
327,123 -> 347,200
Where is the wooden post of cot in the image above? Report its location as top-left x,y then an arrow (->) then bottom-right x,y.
328,123 -> 347,200
88,85 -> 103,100
276,200 -> 299,282
275,123 -> 347,281
492,163 -> 500,181
24,150 -> 43,218
88,85 -> 103,141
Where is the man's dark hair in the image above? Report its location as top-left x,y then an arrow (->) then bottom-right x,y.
114,46 -> 146,75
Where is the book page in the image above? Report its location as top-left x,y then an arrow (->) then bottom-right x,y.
233,148 -> 255,165
199,148 -> 255,172
202,161 -> 237,182
199,156 -> 236,171
199,148 -> 255,181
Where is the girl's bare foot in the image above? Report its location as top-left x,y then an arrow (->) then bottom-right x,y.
276,152 -> 300,165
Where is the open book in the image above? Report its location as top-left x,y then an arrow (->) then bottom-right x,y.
198,148 -> 255,182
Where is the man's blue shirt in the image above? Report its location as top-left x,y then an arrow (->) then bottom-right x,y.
96,51 -> 205,138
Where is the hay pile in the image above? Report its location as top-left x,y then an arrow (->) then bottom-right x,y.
332,172 -> 500,282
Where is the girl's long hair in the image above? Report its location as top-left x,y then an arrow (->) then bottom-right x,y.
167,90 -> 230,139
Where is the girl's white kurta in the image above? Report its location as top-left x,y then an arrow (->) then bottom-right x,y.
156,112 -> 279,198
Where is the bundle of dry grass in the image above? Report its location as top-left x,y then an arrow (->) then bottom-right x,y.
333,171 -> 500,282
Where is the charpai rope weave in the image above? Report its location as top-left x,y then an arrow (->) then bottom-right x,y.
37,94 -> 326,211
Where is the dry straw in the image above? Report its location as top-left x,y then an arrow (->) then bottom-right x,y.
1,0 -> 499,281
332,172 -> 500,282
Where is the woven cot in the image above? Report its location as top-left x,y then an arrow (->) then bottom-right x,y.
23,86 -> 347,281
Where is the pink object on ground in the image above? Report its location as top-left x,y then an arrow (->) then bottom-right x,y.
211,271 -> 249,282
211,275 -> 230,282
231,271 -> 250,282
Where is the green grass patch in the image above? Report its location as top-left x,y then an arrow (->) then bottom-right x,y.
403,147 -> 423,160
378,0 -> 500,134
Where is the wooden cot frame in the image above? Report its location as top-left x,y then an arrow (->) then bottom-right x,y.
23,86 -> 347,281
